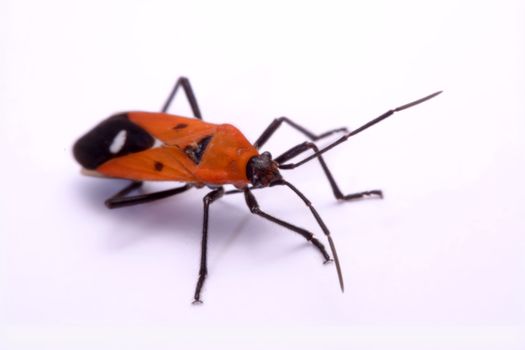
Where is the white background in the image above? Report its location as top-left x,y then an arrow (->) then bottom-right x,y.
1,1 -> 524,349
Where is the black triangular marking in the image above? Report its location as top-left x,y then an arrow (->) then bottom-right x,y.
184,135 -> 213,165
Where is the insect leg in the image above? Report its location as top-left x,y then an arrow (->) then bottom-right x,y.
193,187 -> 224,304
253,116 -> 348,149
275,142 -> 382,201
105,183 -> 193,209
271,179 -> 344,292
243,188 -> 331,262
161,77 -> 203,119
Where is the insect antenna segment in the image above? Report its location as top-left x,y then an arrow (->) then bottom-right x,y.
277,91 -> 443,170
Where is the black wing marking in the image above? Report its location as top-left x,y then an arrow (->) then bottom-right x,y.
184,135 -> 213,165
73,113 -> 155,169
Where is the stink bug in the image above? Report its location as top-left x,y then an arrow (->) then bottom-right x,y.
73,77 -> 441,303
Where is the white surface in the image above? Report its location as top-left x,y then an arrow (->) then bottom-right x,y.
1,1 -> 524,349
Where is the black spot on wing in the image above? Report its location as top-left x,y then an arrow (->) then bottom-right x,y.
184,135 -> 212,165
73,113 -> 154,169
173,123 -> 188,130
154,161 -> 164,171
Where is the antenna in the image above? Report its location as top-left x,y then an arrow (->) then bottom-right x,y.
278,91 -> 443,170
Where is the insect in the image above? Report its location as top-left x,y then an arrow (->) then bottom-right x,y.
73,77 -> 441,303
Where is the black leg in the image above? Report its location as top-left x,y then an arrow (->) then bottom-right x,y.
108,77 -> 203,203
161,77 -> 203,119
105,183 -> 193,209
275,141 -> 383,201
243,188 -> 331,262
253,116 -> 348,149
193,187 -> 224,304
271,180 -> 344,292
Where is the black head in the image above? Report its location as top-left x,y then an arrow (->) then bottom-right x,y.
246,152 -> 282,187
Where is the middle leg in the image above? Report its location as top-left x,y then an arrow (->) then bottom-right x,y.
105,183 -> 193,209
193,187 -> 224,304
161,76 -> 203,119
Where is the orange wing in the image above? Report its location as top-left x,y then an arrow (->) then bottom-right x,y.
128,112 -> 218,147
96,146 -> 198,182
94,112 -> 219,182
94,112 -> 259,187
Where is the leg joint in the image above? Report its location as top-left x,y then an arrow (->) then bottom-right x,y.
249,206 -> 261,215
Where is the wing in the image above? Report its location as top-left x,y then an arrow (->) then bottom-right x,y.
96,146 -> 198,182
75,112 -> 258,185
75,112 -> 220,183
128,112 -> 218,148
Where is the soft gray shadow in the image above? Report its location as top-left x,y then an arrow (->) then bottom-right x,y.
73,178 -> 280,252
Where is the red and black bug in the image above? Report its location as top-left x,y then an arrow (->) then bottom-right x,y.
73,77 -> 441,303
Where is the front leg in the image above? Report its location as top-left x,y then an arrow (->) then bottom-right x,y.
243,188 -> 331,262
253,116 -> 348,149
275,142 -> 383,201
